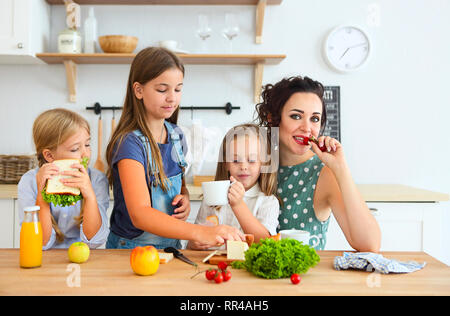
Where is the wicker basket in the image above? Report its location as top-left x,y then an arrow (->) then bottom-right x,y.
0,155 -> 38,184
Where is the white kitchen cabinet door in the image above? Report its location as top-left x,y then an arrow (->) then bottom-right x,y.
325,203 -> 425,251
0,200 -> 15,248
14,199 -> 20,248
0,0 -> 28,54
325,202 -> 443,256
0,0 -> 50,63
369,203 -> 424,252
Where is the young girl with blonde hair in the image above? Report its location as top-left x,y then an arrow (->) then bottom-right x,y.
18,108 -> 110,249
190,124 -> 280,249
105,47 -> 244,249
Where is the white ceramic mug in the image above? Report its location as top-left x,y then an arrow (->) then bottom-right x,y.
279,229 -> 320,248
201,180 -> 231,206
159,40 -> 179,51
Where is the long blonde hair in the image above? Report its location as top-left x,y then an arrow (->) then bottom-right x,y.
106,47 -> 185,191
32,108 -> 90,243
215,124 -> 278,198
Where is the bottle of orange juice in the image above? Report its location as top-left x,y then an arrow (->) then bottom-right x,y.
20,206 -> 43,268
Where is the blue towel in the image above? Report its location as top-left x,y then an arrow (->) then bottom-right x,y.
334,252 -> 426,274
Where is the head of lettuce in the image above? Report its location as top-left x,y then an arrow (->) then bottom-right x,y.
231,238 -> 320,279
41,158 -> 89,207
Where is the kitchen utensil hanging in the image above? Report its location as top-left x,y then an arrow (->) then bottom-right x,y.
93,113 -> 105,173
111,108 -> 116,133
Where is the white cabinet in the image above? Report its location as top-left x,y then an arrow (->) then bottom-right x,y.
0,200 -> 15,248
0,0 -> 50,64
325,202 -> 446,263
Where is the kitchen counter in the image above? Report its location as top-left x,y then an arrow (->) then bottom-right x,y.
185,184 -> 449,202
1,183 -> 448,202
0,249 -> 448,296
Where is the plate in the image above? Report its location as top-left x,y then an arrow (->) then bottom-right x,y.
172,48 -> 189,54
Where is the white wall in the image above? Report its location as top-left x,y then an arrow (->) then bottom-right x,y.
1,0 -> 449,252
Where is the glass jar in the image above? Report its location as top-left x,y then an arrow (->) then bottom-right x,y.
58,28 -> 82,54
20,206 -> 43,268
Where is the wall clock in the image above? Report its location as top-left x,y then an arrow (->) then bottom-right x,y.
323,25 -> 371,73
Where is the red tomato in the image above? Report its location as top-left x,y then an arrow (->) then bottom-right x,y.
290,273 -> 301,285
217,261 -> 228,271
222,269 -> 232,282
214,271 -> 224,284
205,269 -> 217,281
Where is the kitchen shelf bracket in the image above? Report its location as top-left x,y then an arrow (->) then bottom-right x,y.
63,60 -> 77,103
255,0 -> 267,44
254,62 -> 264,103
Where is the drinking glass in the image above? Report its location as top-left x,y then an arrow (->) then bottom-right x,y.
222,13 -> 239,53
197,14 -> 212,53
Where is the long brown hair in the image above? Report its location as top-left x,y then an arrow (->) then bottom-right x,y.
214,124 -> 278,198
255,75 -> 327,135
106,47 -> 185,192
32,108 -> 90,243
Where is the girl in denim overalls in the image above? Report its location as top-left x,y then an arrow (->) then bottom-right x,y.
105,47 -> 244,249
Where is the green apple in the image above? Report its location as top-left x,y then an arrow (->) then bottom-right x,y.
68,242 -> 90,263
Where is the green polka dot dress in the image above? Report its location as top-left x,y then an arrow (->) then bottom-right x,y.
277,155 -> 330,250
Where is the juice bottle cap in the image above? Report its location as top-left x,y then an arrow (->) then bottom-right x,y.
24,206 -> 40,212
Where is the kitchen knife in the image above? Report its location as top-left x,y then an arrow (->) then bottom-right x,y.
164,247 -> 197,267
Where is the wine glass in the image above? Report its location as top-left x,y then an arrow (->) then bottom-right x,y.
222,13 -> 239,53
197,14 -> 212,53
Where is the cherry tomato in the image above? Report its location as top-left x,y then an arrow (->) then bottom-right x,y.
222,269 -> 232,282
290,273 -> 301,285
214,271 -> 224,284
205,269 -> 217,281
217,261 -> 228,271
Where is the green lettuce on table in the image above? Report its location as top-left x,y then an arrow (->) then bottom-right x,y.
232,238 -> 320,279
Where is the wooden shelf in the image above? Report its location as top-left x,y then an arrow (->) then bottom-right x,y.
46,1 -> 282,5
36,53 -> 285,102
36,53 -> 284,64
46,0 -> 282,44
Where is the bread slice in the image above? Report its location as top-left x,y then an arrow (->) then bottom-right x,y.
46,159 -> 81,196
159,252 -> 173,264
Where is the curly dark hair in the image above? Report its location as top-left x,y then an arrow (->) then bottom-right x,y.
255,75 -> 327,135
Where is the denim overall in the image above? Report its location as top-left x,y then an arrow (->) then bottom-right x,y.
107,121 -> 187,249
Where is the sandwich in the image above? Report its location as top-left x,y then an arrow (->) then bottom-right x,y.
41,158 -> 89,207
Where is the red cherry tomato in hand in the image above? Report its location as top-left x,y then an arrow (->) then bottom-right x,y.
205,269 -> 217,281
222,269 -> 232,282
218,261 -> 228,271
214,271 -> 224,284
290,273 -> 301,285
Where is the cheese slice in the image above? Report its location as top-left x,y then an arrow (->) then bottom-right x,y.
226,240 -> 249,260
158,253 -> 173,264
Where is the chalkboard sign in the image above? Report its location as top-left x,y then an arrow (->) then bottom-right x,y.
323,86 -> 340,142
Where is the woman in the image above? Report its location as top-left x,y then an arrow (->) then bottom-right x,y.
255,75 -> 380,252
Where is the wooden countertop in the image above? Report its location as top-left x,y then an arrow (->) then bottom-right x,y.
1,183 -> 448,202
185,184 -> 449,202
0,249 -> 448,296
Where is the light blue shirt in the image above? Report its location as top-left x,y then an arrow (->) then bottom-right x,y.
18,167 -> 110,250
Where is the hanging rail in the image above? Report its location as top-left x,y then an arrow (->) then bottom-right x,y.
86,102 -> 240,115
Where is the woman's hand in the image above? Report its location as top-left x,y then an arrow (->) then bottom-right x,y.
171,194 -> 190,221
60,162 -> 95,200
228,176 -> 245,208
36,163 -> 60,193
310,136 -> 347,173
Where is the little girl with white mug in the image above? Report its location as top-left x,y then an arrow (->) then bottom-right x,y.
190,124 -> 280,249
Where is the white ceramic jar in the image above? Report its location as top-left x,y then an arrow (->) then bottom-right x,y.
58,29 -> 82,54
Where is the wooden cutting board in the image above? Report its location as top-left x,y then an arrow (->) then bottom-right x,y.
207,254 -> 244,265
